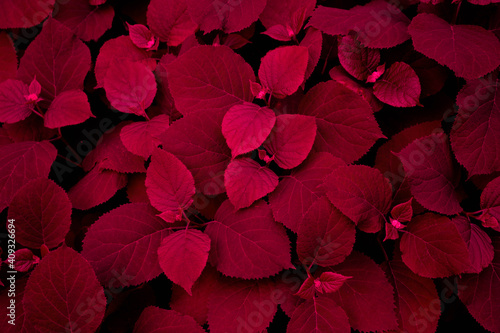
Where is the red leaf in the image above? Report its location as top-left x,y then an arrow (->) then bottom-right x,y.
316,272 -> 351,294
170,266 -> 219,324
408,13 -> 500,79
453,216 -> 494,273
295,272 -> 351,299
299,81 -> 384,164
262,24 -> 295,41
204,200 -> 292,278
263,114 -> 317,169
157,229 -> 210,294
0,141 -> 56,211
481,176 -> 500,229
44,90 -> 94,128
458,237 -> 500,333
147,0 -> 197,46
127,23 -> 157,50
82,122 -> 146,173
0,32 -> 17,83
329,251 -> 398,331
103,59 -> 157,117
167,46 -> 255,115
155,53 -> 178,118
186,0 -> 266,33
258,46 -> 309,98
95,36 -> 156,88
82,203 -> 174,285
120,114 -> 169,158
68,168 -> 127,210
324,165 -> 392,233
17,19 -> 91,103
160,110 -> 231,195
146,148 -> 195,216
308,0 -> 411,48
208,278 -> 278,333
287,295 -> 350,333
383,256 -> 440,333
0,0 -> 55,29
300,27 -> 323,80
373,62 -> 421,107
396,133 -> 462,215
375,120 -> 441,209
338,34 -> 380,81
53,0 -> 114,41
3,114 -> 57,142
269,152 -> 346,232
224,158 -> 278,210
12,249 -> 40,272
0,80 -> 32,124
8,178 -> 71,249
390,198 -> 413,223
294,276 -> 316,300
297,197 -> 355,267
23,247 -> 106,333
400,213 -> 471,278
134,307 -> 205,333
329,66 -> 384,112
451,78 -> 500,176
259,0 -> 316,35
222,102 -> 276,157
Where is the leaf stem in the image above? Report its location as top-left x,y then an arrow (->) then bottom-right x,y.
377,232 -> 389,262
452,1 -> 462,25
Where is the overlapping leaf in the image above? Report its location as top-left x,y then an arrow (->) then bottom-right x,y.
400,213 -> 471,278
53,0 -> 114,41
451,78 -> 500,176
397,133 -> 462,215
157,229 -> 210,294
458,237 -> 500,333
328,251 -> 398,332
166,46 -> 255,115
146,148 -> 195,218
160,109 -> 231,195
82,203 -> 174,285
408,13 -> 500,79
308,0 -> 411,48
222,102 -> 276,157
224,158 -> 278,209
17,19 -> 91,103
68,168 -> 127,210
269,152 -> 345,232
8,178 -> 71,249
204,200 -> 292,278
299,81 -> 384,164
297,197 -> 356,267
147,0 -> 197,46
323,165 -> 392,233
23,247 -> 105,333
0,141 -> 56,211
263,114 -> 316,169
